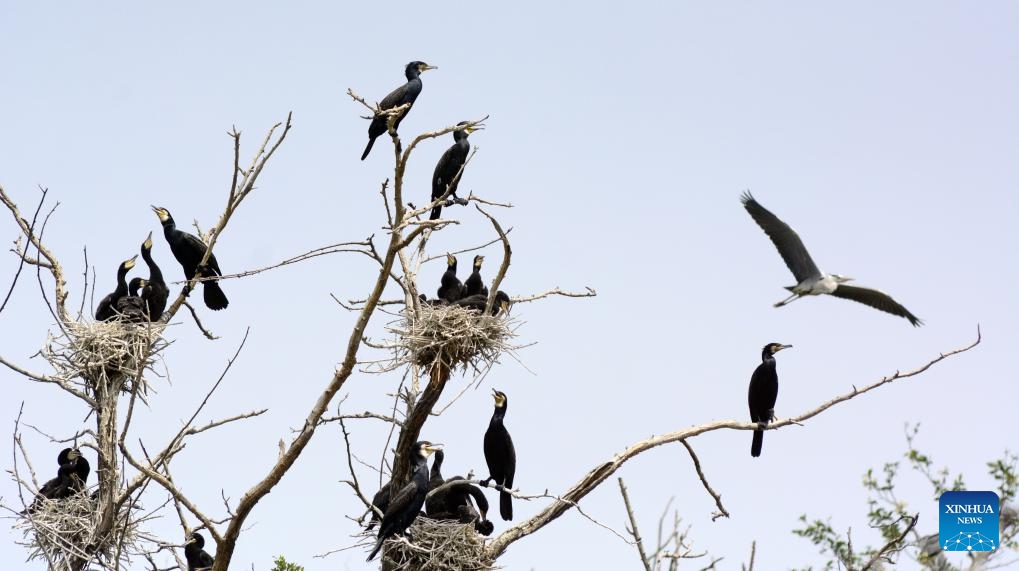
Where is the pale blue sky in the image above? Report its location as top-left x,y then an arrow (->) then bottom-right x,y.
2,2 -> 1017,569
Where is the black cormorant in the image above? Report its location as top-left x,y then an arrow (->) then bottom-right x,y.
95,256 -> 137,321
748,343 -> 792,458
140,231 -> 169,320
70,451 -> 90,492
367,441 -> 442,562
184,531 -> 215,571
361,61 -> 437,161
429,122 -> 478,219
23,448 -> 80,514
424,450 -> 493,535
367,482 -> 391,531
741,192 -> 922,326
463,255 -> 488,297
152,206 -> 228,311
114,277 -> 148,323
436,253 -> 464,303
482,389 -> 516,521
453,291 -> 511,316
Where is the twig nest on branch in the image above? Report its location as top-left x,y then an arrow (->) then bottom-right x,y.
48,320 -> 166,393
392,302 -> 518,371
378,518 -> 493,571
16,490 -> 140,569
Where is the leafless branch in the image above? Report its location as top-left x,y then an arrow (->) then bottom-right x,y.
619,478 -> 654,571
680,439 -> 729,521
484,330 -> 981,559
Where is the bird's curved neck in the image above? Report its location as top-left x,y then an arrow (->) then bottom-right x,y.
115,266 -> 130,293
490,406 -> 506,424
142,248 -> 164,280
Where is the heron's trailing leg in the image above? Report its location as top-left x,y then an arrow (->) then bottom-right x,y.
773,292 -> 801,307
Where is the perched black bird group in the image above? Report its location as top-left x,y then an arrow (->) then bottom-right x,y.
365,388 -> 519,559
93,207 -> 228,323
421,253 -> 511,315
23,447 -> 90,514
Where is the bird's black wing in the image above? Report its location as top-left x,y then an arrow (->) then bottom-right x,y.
384,480 -> 419,522
379,83 -> 410,110
829,284 -> 923,326
741,192 -> 822,283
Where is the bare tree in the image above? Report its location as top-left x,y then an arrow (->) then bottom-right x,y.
1,90 -> 981,571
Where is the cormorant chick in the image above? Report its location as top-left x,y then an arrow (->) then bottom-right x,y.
184,531 -> 215,571
95,256 -> 137,321
22,448 -> 81,514
454,291 -> 511,316
152,206 -> 228,310
748,343 -> 792,457
482,389 -> 516,521
463,255 -> 488,297
436,253 -> 464,303
367,441 -> 442,561
361,61 -> 438,161
140,231 -> 169,320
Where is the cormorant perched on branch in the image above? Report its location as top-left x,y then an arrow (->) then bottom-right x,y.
437,253 -> 464,303
463,255 -> 488,297
140,231 -> 169,320
184,531 -> 214,571
361,61 -> 438,161
740,192 -> 922,326
430,122 -> 479,219
95,256 -> 137,321
748,343 -> 791,458
454,291 -> 510,316
22,448 -> 80,514
367,441 -> 442,562
482,389 -> 516,521
152,206 -> 228,311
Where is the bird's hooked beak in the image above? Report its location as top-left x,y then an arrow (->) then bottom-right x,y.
465,124 -> 483,134
775,344 -> 793,352
491,389 -> 506,406
446,253 -> 455,266
124,255 -> 139,269
67,448 -> 81,461
143,230 -> 153,249
423,443 -> 443,454
151,205 -> 169,221
419,63 -> 438,72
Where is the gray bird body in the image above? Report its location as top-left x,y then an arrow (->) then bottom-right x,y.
741,192 -> 922,326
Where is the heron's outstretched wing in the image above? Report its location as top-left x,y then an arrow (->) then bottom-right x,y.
830,284 -> 923,326
741,192 -> 822,283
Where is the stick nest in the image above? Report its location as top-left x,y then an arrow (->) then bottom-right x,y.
15,491 -> 141,570
376,303 -> 519,374
379,518 -> 494,571
44,319 -> 167,395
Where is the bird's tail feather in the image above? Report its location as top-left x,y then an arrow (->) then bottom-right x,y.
500,491 -> 512,521
361,137 -> 376,161
751,429 -> 764,457
203,281 -> 229,310
366,536 -> 384,562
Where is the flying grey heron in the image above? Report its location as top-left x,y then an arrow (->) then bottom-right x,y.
741,192 -> 922,326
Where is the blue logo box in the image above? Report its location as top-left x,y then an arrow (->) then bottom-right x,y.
939,491 -> 999,552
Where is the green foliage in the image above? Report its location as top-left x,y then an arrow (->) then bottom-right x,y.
270,555 -> 304,571
793,423 -> 1017,569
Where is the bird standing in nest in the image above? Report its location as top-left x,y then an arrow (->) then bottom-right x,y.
437,253 -> 464,303
95,256 -> 137,321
